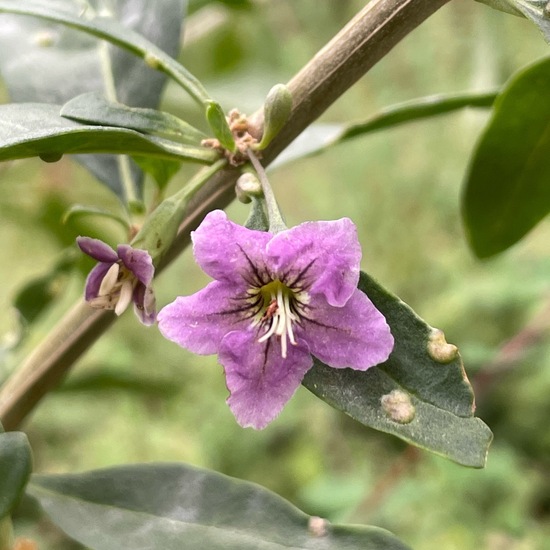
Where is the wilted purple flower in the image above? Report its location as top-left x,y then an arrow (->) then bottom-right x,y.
77,237 -> 156,325
158,210 -> 394,429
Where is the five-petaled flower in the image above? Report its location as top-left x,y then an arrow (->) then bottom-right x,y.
77,237 -> 156,326
158,210 -> 394,429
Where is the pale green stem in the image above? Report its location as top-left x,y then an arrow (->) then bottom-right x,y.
170,159 -> 228,206
0,516 -> 14,550
247,150 -> 286,233
99,39 -> 138,209
0,303 -> 115,432
0,158 -> 227,430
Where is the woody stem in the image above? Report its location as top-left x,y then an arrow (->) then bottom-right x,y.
0,0 -> 451,430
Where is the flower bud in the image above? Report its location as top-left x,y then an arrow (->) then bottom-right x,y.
256,84 -> 292,150
235,172 -> 262,203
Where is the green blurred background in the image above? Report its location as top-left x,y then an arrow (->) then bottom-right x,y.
2,0 -> 550,548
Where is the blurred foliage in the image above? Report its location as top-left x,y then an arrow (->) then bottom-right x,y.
1,0 -> 550,548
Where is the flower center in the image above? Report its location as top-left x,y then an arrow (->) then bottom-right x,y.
256,280 -> 299,358
90,262 -> 136,315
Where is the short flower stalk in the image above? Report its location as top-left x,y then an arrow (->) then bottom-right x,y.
246,150 -> 286,233
158,209 -> 394,429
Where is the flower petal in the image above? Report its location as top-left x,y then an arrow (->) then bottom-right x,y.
220,330 -> 313,429
115,280 -> 134,316
84,262 -> 113,300
117,244 -> 154,286
301,289 -> 393,369
133,283 -> 156,326
77,236 -> 118,263
266,218 -> 361,307
157,281 -> 252,355
98,263 -> 120,296
192,210 -> 271,285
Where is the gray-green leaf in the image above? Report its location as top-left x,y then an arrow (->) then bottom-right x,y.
27,463 -> 411,550
303,272 -> 492,468
205,100 -> 237,152
272,91 -> 496,169
0,103 -> 218,164
61,92 -> 206,144
0,0 -> 206,102
0,432 -> 33,519
0,0 -> 190,197
462,56 -> 550,257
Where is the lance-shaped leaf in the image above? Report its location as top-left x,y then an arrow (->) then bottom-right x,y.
462,57 -> 550,258
0,0 -> 207,102
61,92 -> 206,144
0,431 -> 33,519
303,272 -> 492,468
205,100 -> 237,152
0,103 -> 218,163
272,90 -> 496,169
27,463 -> 411,550
0,0 -> 191,198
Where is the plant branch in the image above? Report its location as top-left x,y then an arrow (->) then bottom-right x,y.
0,176 -> 237,431
0,0 -> 452,430
258,0 -> 452,163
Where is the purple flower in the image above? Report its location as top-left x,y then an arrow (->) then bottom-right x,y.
77,237 -> 156,326
158,210 -> 394,429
